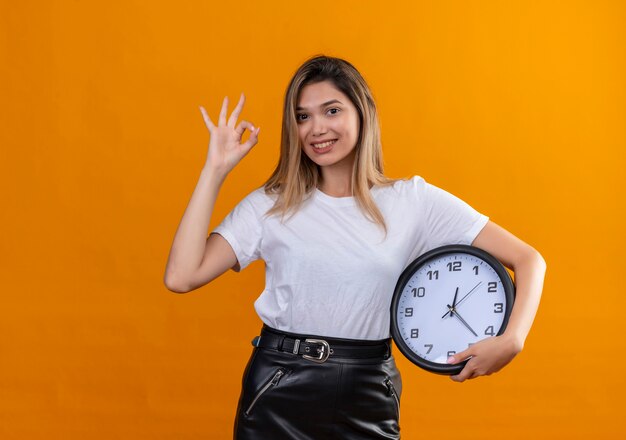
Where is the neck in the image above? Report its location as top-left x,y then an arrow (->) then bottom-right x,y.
317,172 -> 374,197
317,165 -> 353,196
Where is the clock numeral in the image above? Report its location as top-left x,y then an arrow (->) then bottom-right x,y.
424,344 -> 433,354
411,328 -> 419,338
412,287 -> 426,298
447,350 -> 456,358
484,325 -> 495,336
427,270 -> 439,280
404,307 -> 413,317
447,261 -> 462,272
488,282 -> 498,293
473,265 -> 479,275
494,303 -> 504,313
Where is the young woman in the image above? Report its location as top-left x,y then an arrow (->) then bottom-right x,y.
164,55 -> 546,439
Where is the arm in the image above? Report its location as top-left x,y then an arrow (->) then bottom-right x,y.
163,168 -> 233,292
163,94 -> 259,293
447,220 -> 547,382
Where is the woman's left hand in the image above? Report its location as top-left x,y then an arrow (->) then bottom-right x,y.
446,334 -> 523,382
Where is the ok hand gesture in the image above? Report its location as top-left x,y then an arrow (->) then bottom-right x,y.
199,93 -> 260,176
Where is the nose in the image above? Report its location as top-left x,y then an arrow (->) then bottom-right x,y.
311,116 -> 327,137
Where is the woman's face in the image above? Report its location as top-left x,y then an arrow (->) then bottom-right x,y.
296,80 -> 360,172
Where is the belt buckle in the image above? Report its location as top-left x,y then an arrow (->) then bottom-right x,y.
302,338 -> 331,363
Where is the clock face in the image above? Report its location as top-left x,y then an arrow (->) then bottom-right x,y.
391,245 -> 515,375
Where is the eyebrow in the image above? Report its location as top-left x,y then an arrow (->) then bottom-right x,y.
296,99 -> 343,111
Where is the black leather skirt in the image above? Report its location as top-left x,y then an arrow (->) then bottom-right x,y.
234,324 -> 402,439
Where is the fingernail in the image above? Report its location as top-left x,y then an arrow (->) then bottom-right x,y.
447,356 -> 455,364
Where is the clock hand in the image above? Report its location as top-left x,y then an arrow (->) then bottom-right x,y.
454,281 -> 483,309
441,287 -> 460,319
446,304 -> 478,337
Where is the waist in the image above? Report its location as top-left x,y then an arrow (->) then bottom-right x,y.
253,324 -> 392,363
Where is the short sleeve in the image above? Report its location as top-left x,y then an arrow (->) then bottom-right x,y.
414,176 -> 489,250
210,189 -> 265,272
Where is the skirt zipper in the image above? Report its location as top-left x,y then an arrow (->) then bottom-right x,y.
244,368 -> 286,416
385,377 -> 400,414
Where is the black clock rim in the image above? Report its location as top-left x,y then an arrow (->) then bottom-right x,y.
390,244 -> 516,375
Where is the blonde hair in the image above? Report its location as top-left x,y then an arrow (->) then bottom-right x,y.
261,54 -> 402,237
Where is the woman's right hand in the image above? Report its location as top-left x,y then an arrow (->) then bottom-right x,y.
199,93 -> 260,176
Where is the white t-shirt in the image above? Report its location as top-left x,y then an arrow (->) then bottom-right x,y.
211,175 -> 489,340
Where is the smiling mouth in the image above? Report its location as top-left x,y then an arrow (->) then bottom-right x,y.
312,139 -> 337,149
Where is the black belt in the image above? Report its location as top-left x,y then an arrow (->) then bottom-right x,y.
251,325 -> 391,363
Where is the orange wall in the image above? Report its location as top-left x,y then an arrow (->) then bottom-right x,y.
1,0 -> 624,438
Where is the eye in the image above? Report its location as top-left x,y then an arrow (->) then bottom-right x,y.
328,108 -> 340,115
296,113 -> 308,122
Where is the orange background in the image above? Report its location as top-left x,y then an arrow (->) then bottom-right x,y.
1,0 -> 624,438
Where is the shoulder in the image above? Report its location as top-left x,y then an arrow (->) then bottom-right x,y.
243,186 -> 274,202
378,175 -> 429,196
376,176 -> 458,206
234,186 -> 277,215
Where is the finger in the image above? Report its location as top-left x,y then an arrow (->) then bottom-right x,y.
218,96 -> 229,126
234,120 -> 255,137
240,126 -> 260,153
450,364 -> 473,382
199,106 -> 215,131
447,347 -> 473,365
469,370 -> 481,380
228,92 -> 245,128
